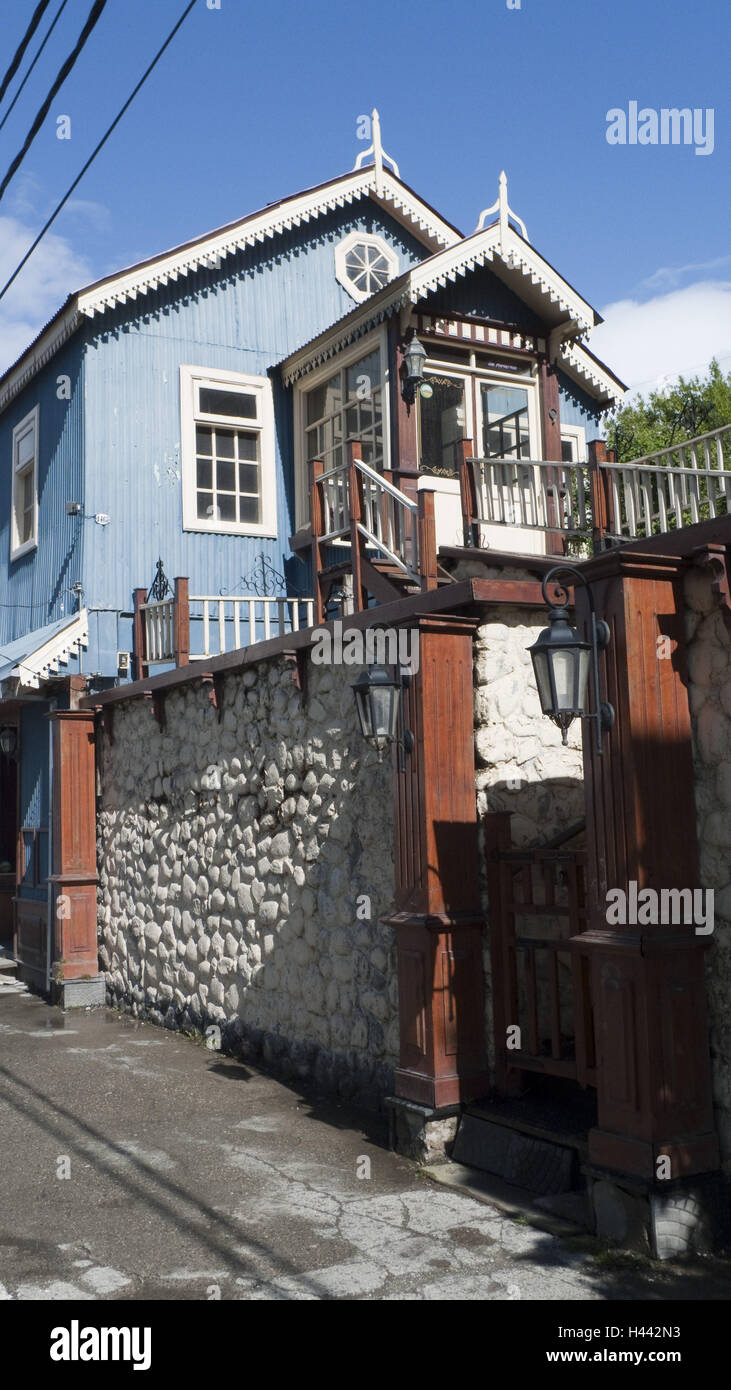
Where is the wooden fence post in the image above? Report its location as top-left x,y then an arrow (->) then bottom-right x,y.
588,439 -> 615,551
173,577 -> 190,667
417,487 -> 438,592
132,587 -> 147,682
459,439 -> 478,548
310,459 -> 325,624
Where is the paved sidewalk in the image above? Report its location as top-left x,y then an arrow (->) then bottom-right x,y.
1,990 -> 729,1301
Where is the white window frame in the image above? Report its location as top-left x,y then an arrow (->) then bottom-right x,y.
10,405 -> 39,561
559,423 -> 588,463
335,232 -> 399,304
180,365 -> 277,537
293,327 -> 391,532
420,348 -> 541,463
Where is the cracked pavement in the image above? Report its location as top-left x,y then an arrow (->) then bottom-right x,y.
1,990 -> 729,1301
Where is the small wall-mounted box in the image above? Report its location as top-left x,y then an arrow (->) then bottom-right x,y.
117,652 -> 131,675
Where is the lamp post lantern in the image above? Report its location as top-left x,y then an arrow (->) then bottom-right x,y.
528,565 -> 614,754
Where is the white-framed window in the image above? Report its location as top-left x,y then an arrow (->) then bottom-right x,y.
10,405 -> 39,561
294,329 -> 390,530
335,232 -> 399,303
180,366 -> 276,536
418,346 -> 541,477
560,424 -> 587,463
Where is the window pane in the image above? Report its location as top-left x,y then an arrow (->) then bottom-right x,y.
236,431 -> 258,461
239,496 -> 260,523
238,462 -> 258,493
218,494 -> 236,521
481,384 -> 530,459
306,372 -> 342,425
197,458 -> 212,488
419,375 -> 465,476
215,430 -> 235,460
561,438 -> 575,463
197,492 -> 214,519
196,426 -> 212,455
199,387 -> 257,419
16,428 -> 34,468
23,472 -> 34,508
216,460 -> 236,492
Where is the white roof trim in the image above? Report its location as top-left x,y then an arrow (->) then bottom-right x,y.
281,222 -> 599,386
5,610 -> 89,692
0,168 -> 459,414
560,342 -> 626,407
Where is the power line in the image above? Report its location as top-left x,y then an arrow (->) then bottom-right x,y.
0,0 -> 199,305
0,0 -> 54,108
0,0 -> 71,137
0,0 -> 109,206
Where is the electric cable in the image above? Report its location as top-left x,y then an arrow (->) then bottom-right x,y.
0,0 -> 109,206
0,0 -> 71,137
0,0 -> 54,108
0,0 -> 199,305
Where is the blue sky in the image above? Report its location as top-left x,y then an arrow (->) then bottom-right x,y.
1,0 -> 729,391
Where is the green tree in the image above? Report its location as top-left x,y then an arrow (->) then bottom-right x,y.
605,359 -> 731,462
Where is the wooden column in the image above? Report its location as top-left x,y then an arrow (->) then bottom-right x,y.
384,614 -> 489,1107
388,318 -> 419,504
539,357 -> 565,557
587,439 -> 615,550
574,549 -> 719,1181
48,711 -> 99,990
132,587 -> 147,682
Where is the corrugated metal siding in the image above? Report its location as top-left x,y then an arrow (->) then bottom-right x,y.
0,341 -> 84,646
558,370 -> 603,441
81,202 -> 428,629
422,274 -> 542,332
18,701 -> 50,901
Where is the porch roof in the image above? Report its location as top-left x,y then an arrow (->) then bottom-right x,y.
278,217 -> 625,404
0,610 -> 88,693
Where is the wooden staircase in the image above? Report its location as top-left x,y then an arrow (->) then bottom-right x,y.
310,443 -> 452,620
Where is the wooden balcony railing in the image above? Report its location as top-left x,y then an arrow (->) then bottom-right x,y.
310,442 -> 437,620
461,423 -> 731,551
133,579 -> 314,677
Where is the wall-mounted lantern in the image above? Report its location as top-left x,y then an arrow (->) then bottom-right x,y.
401,334 -> 427,405
528,564 -> 614,755
0,726 -> 18,759
352,665 -> 414,768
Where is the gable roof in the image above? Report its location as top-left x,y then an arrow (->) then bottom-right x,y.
278,219 -> 626,406
0,166 -> 461,414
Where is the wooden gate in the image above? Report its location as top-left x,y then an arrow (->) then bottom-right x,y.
484,811 -> 596,1094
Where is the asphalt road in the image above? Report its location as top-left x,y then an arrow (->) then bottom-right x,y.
1,986 -> 730,1302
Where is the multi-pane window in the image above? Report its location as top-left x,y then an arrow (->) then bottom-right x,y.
11,406 -> 38,559
181,368 -> 276,535
481,384 -> 532,459
419,375 -> 466,476
305,348 -> 384,475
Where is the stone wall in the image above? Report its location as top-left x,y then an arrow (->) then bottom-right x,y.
97,655 -> 396,1108
685,567 -> 731,1172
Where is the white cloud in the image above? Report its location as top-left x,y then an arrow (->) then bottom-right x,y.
0,214 -> 93,377
589,280 -> 731,398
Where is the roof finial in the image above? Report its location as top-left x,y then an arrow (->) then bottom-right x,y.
353,108 -> 400,191
475,171 -> 529,248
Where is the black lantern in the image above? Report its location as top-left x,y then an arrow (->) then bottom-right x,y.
352,665 -> 414,766
401,334 -> 427,403
528,565 -> 614,754
0,726 -> 18,759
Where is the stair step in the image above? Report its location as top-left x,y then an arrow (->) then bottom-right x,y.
451,1114 -> 578,1195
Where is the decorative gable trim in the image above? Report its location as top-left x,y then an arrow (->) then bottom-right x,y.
559,341 -> 626,407
0,168 -> 460,414
1,609 -> 89,692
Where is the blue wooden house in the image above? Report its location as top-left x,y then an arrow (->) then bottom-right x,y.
0,113 -> 625,984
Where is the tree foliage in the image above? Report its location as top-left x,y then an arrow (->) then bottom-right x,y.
605,359 -> 731,462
